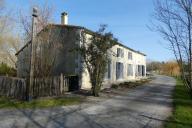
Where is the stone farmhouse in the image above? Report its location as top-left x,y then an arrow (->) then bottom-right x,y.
15,12 -> 146,90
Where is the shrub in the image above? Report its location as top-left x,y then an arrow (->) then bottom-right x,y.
0,63 -> 16,77
111,84 -> 119,89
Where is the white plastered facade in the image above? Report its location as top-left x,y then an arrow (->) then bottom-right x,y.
79,33 -> 146,90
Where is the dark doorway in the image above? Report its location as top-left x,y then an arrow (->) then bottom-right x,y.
142,65 -> 145,76
67,75 -> 79,91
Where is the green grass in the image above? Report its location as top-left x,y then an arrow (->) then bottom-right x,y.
0,96 -> 84,109
165,78 -> 192,128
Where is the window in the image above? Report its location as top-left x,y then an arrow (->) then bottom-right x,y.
128,52 -> 132,60
116,62 -> 124,79
142,65 -> 145,76
135,65 -> 138,76
105,61 -> 111,79
117,48 -> 124,58
127,64 -> 133,76
137,65 -> 142,76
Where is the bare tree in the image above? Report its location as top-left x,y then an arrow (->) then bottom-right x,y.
0,0 -> 13,35
0,0 -> 5,34
0,0 -> 20,67
147,60 -> 162,73
19,1 -> 54,42
0,35 -> 21,66
34,25 -> 61,78
153,0 -> 192,95
0,0 -> 4,10
0,0 -> 7,40
18,2 -> 55,77
25,8 -> 59,99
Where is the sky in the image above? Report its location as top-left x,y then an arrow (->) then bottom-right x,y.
6,0 -> 174,61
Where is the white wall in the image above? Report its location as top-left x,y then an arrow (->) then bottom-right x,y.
80,42 -> 146,90
78,32 -> 92,90
103,45 -> 146,88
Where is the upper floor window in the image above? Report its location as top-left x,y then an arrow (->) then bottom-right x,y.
117,48 -> 124,58
128,52 -> 133,60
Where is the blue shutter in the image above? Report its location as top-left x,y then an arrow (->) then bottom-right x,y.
108,61 -> 111,79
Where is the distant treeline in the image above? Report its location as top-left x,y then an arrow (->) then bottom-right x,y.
147,61 -> 180,76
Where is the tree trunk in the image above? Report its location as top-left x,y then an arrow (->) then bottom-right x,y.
92,85 -> 100,97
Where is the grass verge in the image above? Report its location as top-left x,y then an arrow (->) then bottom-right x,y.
165,78 -> 192,128
0,96 -> 84,109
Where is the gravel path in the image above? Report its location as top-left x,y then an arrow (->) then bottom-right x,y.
0,75 -> 175,128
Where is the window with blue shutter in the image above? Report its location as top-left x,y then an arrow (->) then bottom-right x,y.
116,62 -> 124,79
117,48 -> 124,58
105,61 -> 111,79
128,52 -> 132,60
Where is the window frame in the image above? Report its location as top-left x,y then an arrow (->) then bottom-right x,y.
105,60 -> 112,80
116,62 -> 124,79
117,48 -> 124,58
127,64 -> 133,76
128,52 -> 133,60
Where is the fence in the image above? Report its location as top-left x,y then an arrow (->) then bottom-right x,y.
0,74 -> 79,100
0,76 -> 26,99
32,74 -> 79,97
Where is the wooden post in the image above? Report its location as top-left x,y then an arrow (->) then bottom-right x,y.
29,7 -> 38,101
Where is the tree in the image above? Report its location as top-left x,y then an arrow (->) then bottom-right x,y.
0,0 -> 13,36
26,8 -> 59,99
0,0 -> 20,67
0,62 -> 16,76
18,2 -> 55,78
161,61 -> 180,76
78,25 -> 117,96
0,35 -> 21,66
0,0 -> 5,34
147,60 -> 162,73
19,1 -> 54,41
33,25 -> 61,78
153,0 -> 192,96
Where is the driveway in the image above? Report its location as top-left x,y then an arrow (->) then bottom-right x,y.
0,75 -> 175,128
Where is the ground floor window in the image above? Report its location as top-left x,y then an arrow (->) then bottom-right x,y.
142,65 -> 145,76
138,65 -> 142,76
135,65 -> 138,76
127,64 -> 133,76
136,65 -> 145,77
116,62 -> 124,79
105,61 -> 111,79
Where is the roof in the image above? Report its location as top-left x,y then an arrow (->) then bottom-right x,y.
15,24 -> 84,56
15,24 -> 146,56
115,42 -> 146,56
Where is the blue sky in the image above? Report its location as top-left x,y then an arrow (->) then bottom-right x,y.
6,0 -> 173,61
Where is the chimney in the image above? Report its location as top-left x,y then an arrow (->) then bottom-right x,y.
61,12 -> 68,25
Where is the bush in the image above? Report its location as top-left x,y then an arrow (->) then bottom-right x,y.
111,84 -> 119,89
0,63 -> 16,77
120,82 -> 139,88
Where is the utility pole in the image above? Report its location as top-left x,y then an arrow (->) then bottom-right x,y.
29,7 -> 38,100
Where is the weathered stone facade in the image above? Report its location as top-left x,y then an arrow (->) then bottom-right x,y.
16,25 -> 81,78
